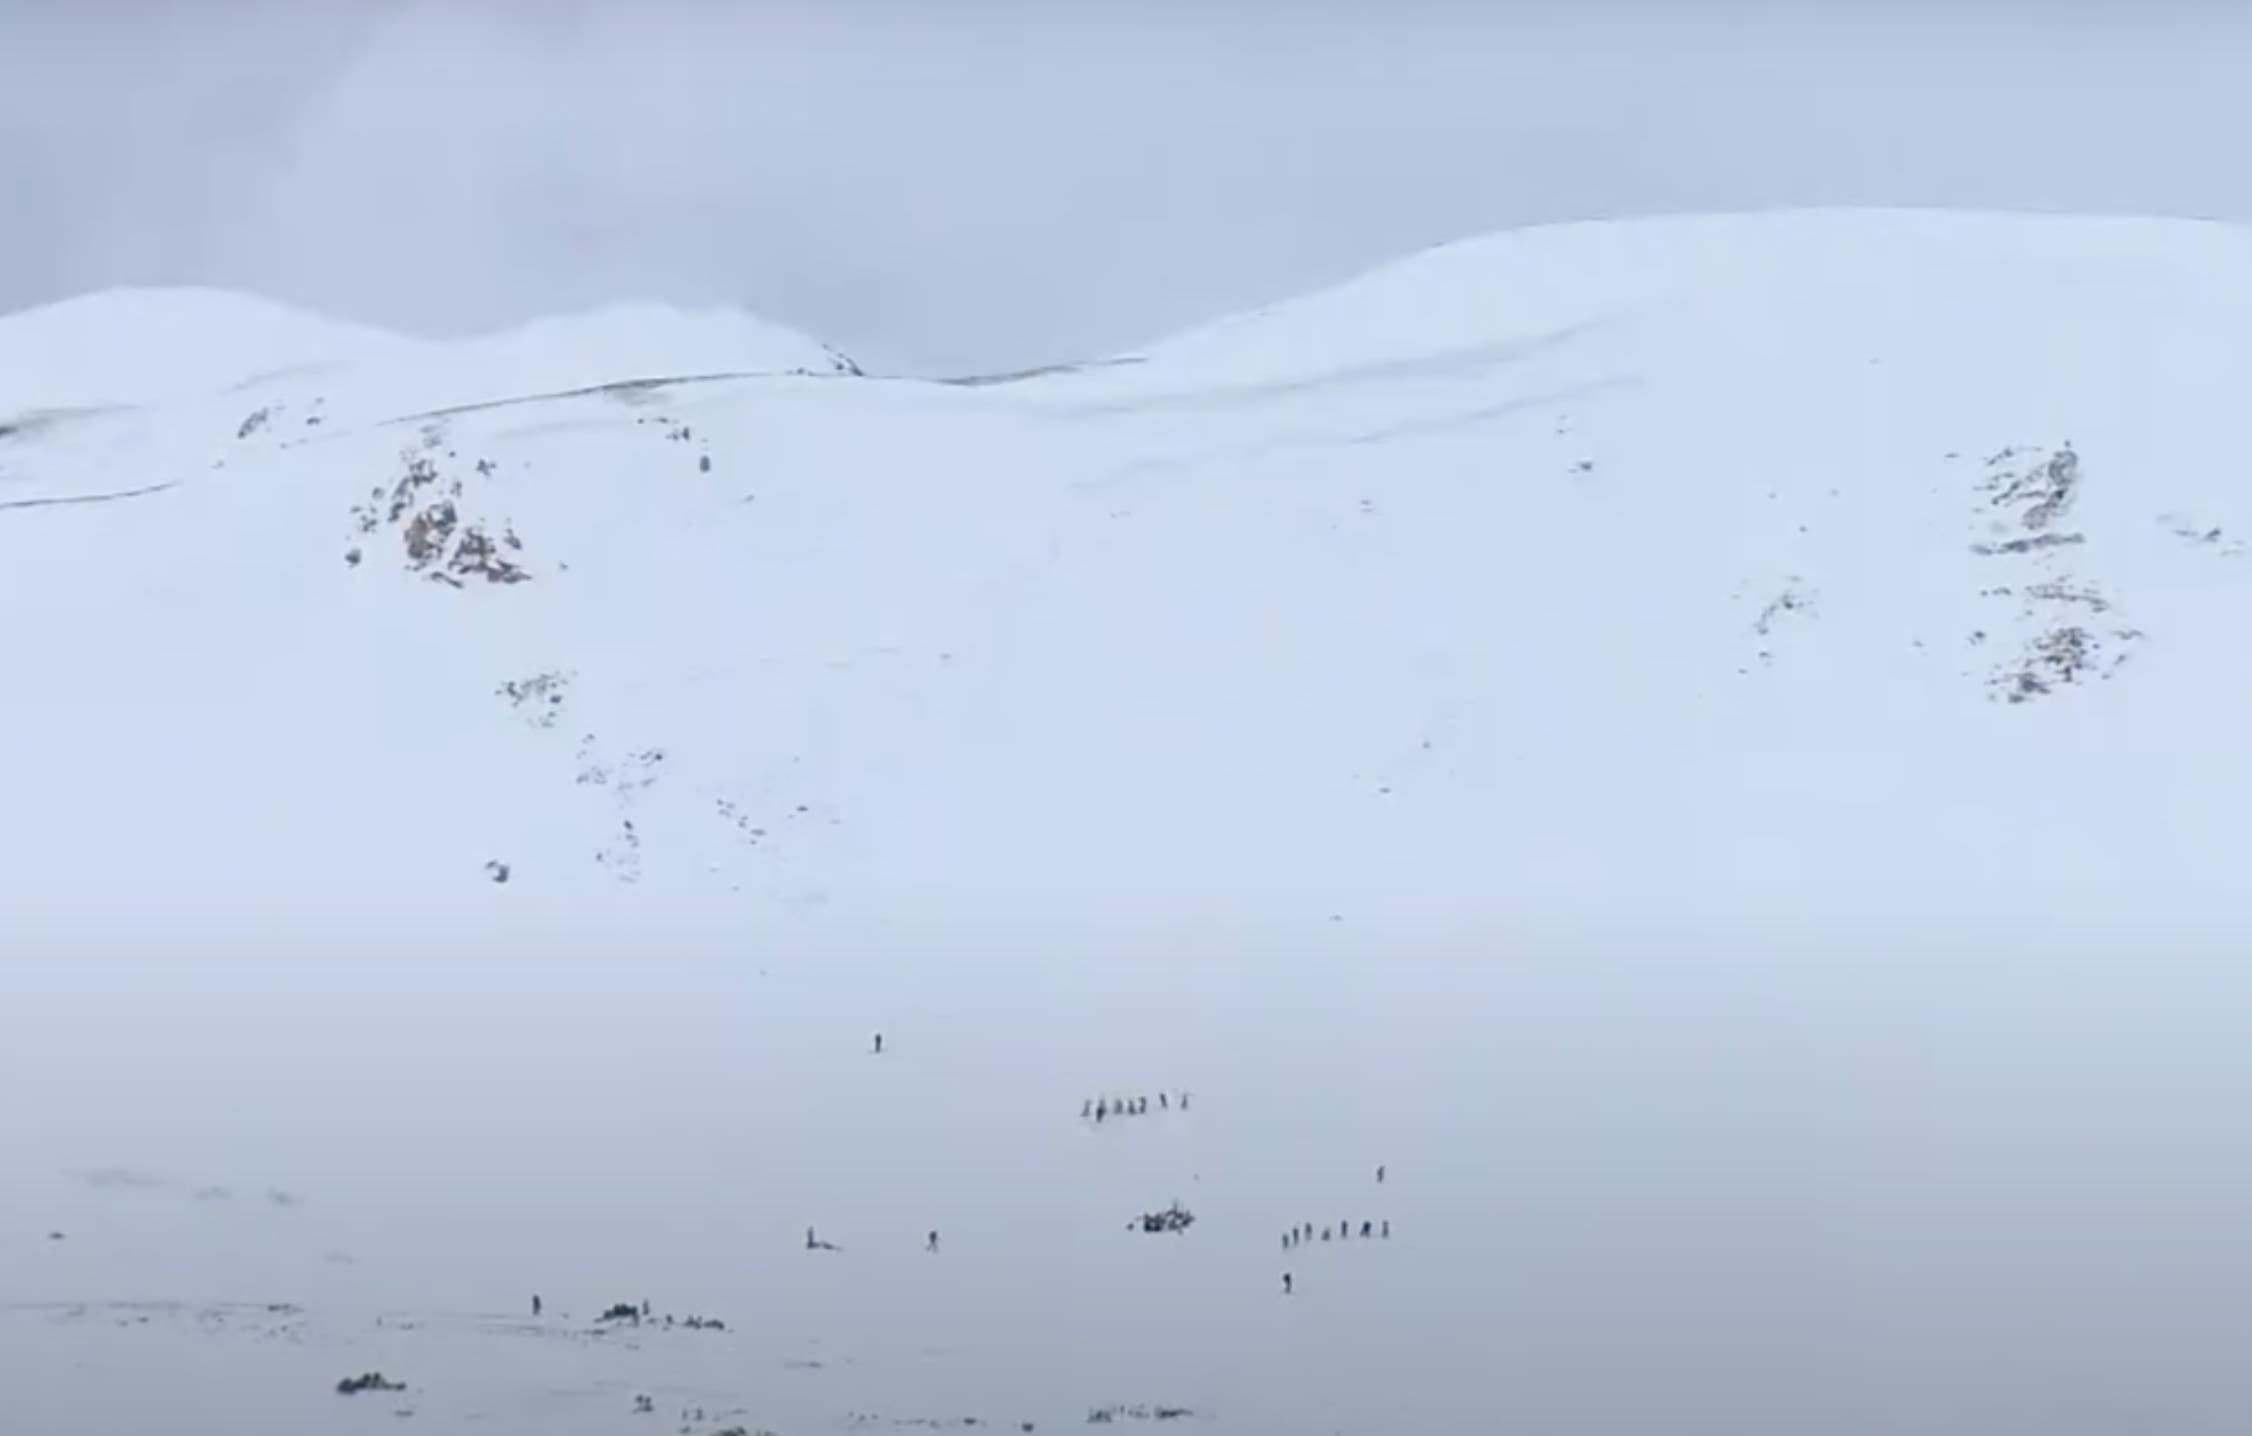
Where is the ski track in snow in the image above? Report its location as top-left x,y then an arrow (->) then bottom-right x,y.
10,209 -> 2252,1434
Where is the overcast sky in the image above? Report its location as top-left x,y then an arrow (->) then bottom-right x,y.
5,2 -> 2251,375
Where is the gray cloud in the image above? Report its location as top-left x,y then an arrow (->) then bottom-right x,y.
6,2 -> 2252,374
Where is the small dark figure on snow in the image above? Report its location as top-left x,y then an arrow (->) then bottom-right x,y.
1179,1092 -> 1191,1110
1321,1227 -> 1331,1242
927,1230 -> 940,1253
872,1033 -> 883,1055
1376,1165 -> 1386,1184
531,1294 -> 542,1317
1360,1220 -> 1373,1239
641,1299 -> 651,1318
1082,1099 -> 1093,1118
1160,1092 -> 1169,1109
1282,1272 -> 1294,1295
1381,1220 -> 1390,1239
1095,1100 -> 1107,1122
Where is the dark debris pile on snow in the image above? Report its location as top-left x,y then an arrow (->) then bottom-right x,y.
1129,1202 -> 1197,1235
335,1371 -> 406,1396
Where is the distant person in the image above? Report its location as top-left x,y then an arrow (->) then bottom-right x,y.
1360,1220 -> 1372,1239
1381,1220 -> 1390,1239
1321,1227 -> 1331,1242
1179,1092 -> 1191,1110
927,1230 -> 940,1253
1282,1272 -> 1293,1295
1376,1165 -> 1385,1184
641,1299 -> 651,1318
531,1294 -> 542,1317
872,1032 -> 883,1054
1082,1099 -> 1093,1118
1095,1100 -> 1107,1122
806,1226 -> 820,1250
1159,1092 -> 1169,1109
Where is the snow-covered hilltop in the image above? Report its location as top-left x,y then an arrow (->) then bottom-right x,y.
6,209 -> 2252,948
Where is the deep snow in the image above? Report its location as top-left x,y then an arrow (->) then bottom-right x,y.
8,209 -> 2252,1434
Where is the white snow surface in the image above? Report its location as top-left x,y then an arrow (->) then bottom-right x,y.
8,208 -> 2252,1434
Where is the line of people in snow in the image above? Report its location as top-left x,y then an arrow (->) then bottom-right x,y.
1282,1218 -> 1389,1249
1281,1167 -> 1391,1294
801,1225 -> 943,1254
1082,1091 -> 1190,1122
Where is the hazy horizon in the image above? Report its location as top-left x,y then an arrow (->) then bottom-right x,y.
8,4 -> 2252,373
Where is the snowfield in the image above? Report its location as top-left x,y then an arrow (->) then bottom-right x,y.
7,209 -> 2252,1434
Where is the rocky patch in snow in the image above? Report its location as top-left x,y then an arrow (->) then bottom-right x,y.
2159,510 -> 2247,559
634,410 -> 721,475
346,428 -> 530,585
1964,443 -> 2142,703
496,669 -> 573,729
1747,575 -> 1817,668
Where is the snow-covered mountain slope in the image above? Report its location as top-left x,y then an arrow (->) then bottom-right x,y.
7,208 -> 2252,949
16,209 -> 2252,1436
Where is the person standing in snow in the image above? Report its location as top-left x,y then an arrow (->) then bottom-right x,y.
872,1032 -> 883,1055
1282,1272 -> 1293,1295
927,1230 -> 940,1253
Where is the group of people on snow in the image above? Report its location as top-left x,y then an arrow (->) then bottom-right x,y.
1083,1091 -> 1189,1122
1282,1218 -> 1388,1250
